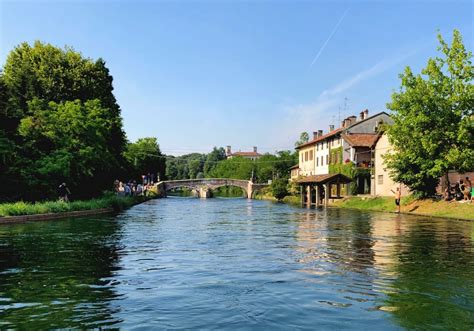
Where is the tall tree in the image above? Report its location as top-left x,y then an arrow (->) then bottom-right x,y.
1,41 -> 127,200
385,30 -> 474,197
124,137 -> 165,182
295,132 -> 310,147
203,147 -> 226,176
17,99 -> 122,199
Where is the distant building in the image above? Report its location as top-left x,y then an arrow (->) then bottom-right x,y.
226,146 -> 262,161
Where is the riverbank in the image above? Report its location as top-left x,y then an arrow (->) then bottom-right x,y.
258,192 -> 473,221
0,194 -> 152,221
332,196 -> 473,221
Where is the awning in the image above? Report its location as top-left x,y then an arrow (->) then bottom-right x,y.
296,173 -> 352,184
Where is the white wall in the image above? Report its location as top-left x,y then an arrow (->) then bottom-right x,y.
374,134 -> 409,197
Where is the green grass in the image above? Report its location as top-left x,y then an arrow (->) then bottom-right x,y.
334,196 -> 474,220
334,196 -> 401,212
282,195 -> 301,206
0,194 -> 150,217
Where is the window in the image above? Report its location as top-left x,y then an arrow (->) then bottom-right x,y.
316,144 -> 319,151
305,151 -> 308,161
321,156 -> 323,165
326,155 -> 329,165
326,141 -> 329,149
316,157 -> 319,166
378,175 -> 383,185
301,154 -> 303,163
309,150 -> 313,160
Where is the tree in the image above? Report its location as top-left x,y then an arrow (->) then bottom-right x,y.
124,137 -> 165,182
208,156 -> 254,180
17,99 -> 121,199
385,30 -> 474,197
0,41 -> 127,201
295,132 -> 310,147
271,178 -> 288,201
203,147 -> 226,176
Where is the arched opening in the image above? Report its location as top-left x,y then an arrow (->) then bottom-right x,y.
211,185 -> 247,198
166,186 -> 199,198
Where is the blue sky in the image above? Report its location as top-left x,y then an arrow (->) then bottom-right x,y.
1,0 -> 472,155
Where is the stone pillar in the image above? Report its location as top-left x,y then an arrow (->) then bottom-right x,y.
336,182 -> 341,198
247,181 -> 253,199
306,185 -> 312,208
324,184 -> 329,206
155,182 -> 166,198
315,185 -> 320,207
300,185 -> 304,206
199,187 -> 211,199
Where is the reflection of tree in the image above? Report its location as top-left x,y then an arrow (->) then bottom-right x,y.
0,216 -> 123,328
384,221 -> 474,329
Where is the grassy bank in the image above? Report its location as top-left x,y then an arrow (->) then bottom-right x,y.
0,194 -> 151,217
333,196 -> 474,221
258,190 -> 473,221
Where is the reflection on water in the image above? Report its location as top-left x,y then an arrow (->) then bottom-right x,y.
0,198 -> 473,329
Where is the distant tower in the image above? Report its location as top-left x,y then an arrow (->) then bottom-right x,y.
253,146 -> 257,153
226,145 -> 232,156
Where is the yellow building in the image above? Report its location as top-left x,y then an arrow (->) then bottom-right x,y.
373,133 -> 409,197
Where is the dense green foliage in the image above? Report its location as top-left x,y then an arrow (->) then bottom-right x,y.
208,151 -> 297,183
386,30 -> 474,197
271,178 -> 289,201
165,148 -> 297,184
0,194 -> 148,217
165,147 -> 226,180
0,41 -> 127,201
124,137 -> 166,182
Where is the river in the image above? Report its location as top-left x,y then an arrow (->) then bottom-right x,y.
0,198 -> 473,329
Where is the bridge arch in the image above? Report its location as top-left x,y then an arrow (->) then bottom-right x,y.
205,183 -> 248,198
155,178 -> 268,200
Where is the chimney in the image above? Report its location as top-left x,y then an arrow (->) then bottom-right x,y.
226,145 -> 232,156
313,131 -> 318,140
253,146 -> 257,153
348,116 -> 357,126
329,124 -> 335,131
341,120 -> 345,128
360,111 -> 365,121
343,118 -> 349,128
318,129 -> 323,137
364,109 -> 369,119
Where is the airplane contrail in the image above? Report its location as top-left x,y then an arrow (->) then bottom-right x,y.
310,7 -> 350,68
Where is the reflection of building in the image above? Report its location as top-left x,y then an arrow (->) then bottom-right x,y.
226,146 -> 262,161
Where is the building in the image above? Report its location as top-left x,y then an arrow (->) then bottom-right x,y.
226,146 -> 262,161
373,133 -> 409,197
293,110 -> 392,206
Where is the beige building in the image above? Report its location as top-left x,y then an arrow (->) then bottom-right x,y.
226,146 -> 262,161
373,133 -> 409,197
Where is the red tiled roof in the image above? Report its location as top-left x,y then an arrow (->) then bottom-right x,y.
290,164 -> 299,169
231,151 -> 262,157
296,173 -> 352,184
342,133 -> 380,147
296,127 -> 344,149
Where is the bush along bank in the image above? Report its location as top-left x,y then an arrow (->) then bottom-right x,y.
0,194 -> 152,217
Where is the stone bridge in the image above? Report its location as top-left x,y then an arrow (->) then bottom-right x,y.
155,178 -> 269,199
